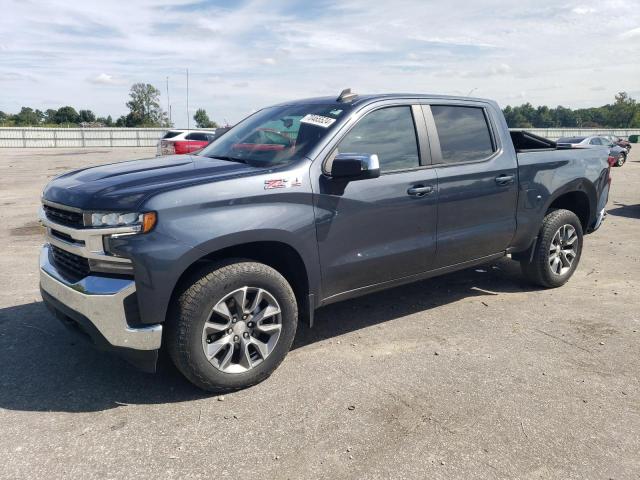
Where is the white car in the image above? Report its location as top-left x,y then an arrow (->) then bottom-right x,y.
157,129 -> 220,156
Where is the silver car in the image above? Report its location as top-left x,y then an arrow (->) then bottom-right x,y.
557,136 -> 627,167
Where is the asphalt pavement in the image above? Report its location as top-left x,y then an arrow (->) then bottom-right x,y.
0,147 -> 639,479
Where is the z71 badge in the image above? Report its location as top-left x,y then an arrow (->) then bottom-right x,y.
264,177 -> 302,189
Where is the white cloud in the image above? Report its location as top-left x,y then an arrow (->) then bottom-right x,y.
620,26 -> 640,39
0,0 -> 639,124
87,73 -> 122,85
0,72 -> 36,82
410,35 -> 497,49
572,6 -> 596,14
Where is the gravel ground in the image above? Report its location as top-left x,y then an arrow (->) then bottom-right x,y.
0,147 -> 639,480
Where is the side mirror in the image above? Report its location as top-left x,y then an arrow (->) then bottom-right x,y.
330,153 -> 380,180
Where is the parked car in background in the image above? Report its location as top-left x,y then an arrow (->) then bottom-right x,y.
157,129 -> 220,156
603,135 -> 631,152
557,136 -> 627,167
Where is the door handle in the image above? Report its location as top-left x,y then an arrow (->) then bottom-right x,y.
495,174 -> 515,185
407,185 -> 434,196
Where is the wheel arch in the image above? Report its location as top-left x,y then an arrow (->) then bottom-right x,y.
546,189 -> 592,232
169,238 -> 315,326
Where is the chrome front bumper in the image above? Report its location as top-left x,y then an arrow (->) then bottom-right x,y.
40,245 -> 162,351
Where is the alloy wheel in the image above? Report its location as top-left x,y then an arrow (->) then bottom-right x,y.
548,224 -> 578,275
201,286 -> 282,374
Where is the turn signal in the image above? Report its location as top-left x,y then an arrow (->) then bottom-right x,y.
142,212 -> 157,233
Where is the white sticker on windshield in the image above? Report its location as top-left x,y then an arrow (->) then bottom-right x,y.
300,114 -> 336,128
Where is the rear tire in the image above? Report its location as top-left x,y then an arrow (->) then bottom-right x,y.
520,209 -> 583,288
167,259 -> 298,393
616,153 -> 626,167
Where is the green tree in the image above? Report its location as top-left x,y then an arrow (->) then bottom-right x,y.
553,106 -> 578,127
607,92 -> 637,128
55,106 -> 80,125
44,109 -> 58,124
13,107 -> 41,126
0,111 -> 9,126
535,106 -> 554,127
193,108 -> 218,128
97,115 -> 114,127
125,83 -> 168,127
79,109 -> 96,123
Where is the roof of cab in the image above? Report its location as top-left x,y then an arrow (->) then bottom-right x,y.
271,93 -> 495,108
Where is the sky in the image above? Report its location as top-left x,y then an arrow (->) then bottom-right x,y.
1,0 -> 639,127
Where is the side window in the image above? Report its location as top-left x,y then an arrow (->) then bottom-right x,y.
336,106 -> 420,172
185,132 -> 209,141
431,106 -> 495,163
589,138 -> 600,145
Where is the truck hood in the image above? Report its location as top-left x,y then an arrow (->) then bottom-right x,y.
42,154 -> 264,210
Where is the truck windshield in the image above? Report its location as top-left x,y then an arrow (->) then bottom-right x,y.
199,104 -> 349,167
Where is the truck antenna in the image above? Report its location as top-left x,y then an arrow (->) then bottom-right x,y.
337,88 -> 358,103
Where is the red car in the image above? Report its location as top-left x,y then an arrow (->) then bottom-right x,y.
157,129 -> 220,156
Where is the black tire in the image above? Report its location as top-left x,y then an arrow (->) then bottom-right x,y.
616,153 -> 626,167
520,209 -> 583,288
167,259 -> 298,392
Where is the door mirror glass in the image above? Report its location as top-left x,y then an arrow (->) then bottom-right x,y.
330,153 -> 380,180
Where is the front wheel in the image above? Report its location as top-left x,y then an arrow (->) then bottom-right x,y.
167,260 -> 298,392
520,209 -> 583,288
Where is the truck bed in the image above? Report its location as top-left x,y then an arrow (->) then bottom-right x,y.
510,130 -> 573,152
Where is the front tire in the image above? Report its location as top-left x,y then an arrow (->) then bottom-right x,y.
520,209 -> 583,288
167,260 -> 298,392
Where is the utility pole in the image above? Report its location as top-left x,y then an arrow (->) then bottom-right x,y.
186,68 -> 190,131
166,76 -> 172,126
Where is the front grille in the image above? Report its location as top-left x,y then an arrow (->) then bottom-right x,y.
50,245 -> 90,282
43,204 -> 84,228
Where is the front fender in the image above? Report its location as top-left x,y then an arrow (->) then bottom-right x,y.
110,183 -> 319,326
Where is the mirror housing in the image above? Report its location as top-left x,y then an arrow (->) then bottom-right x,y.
330,153 -> 380,180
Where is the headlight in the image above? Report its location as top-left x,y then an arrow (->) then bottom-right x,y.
89,211 -> 157,233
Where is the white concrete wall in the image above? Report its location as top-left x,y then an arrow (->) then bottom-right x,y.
0,128 -> 168,148
515,128 -> 640,141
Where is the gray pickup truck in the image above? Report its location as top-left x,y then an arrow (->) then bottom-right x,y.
39,90 -> 610,392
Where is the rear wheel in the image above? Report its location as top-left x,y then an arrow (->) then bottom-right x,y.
616,153 -> 626,167
520,209 -> 583,288
167,260 -> 298,392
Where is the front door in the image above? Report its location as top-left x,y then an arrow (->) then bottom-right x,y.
313,105 -> 438,300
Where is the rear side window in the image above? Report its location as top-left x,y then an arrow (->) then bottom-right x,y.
336,106 -> 420,172
431,106 -> 494,163
185,132 -> 210,141
162,131 -> 181,139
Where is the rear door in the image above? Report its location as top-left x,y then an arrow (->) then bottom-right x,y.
423,103 -> 518,268
313,104 -> 438,299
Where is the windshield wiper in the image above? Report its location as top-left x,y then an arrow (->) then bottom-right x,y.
208,155 -> 249,164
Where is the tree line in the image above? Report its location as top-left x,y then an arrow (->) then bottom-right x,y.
503,92 -> 640,128
0,83 -> 218,129
2,86 -> 638,129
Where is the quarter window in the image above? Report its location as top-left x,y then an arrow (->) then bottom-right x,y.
336,106 -> 420,172
431,106 -> 495,163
